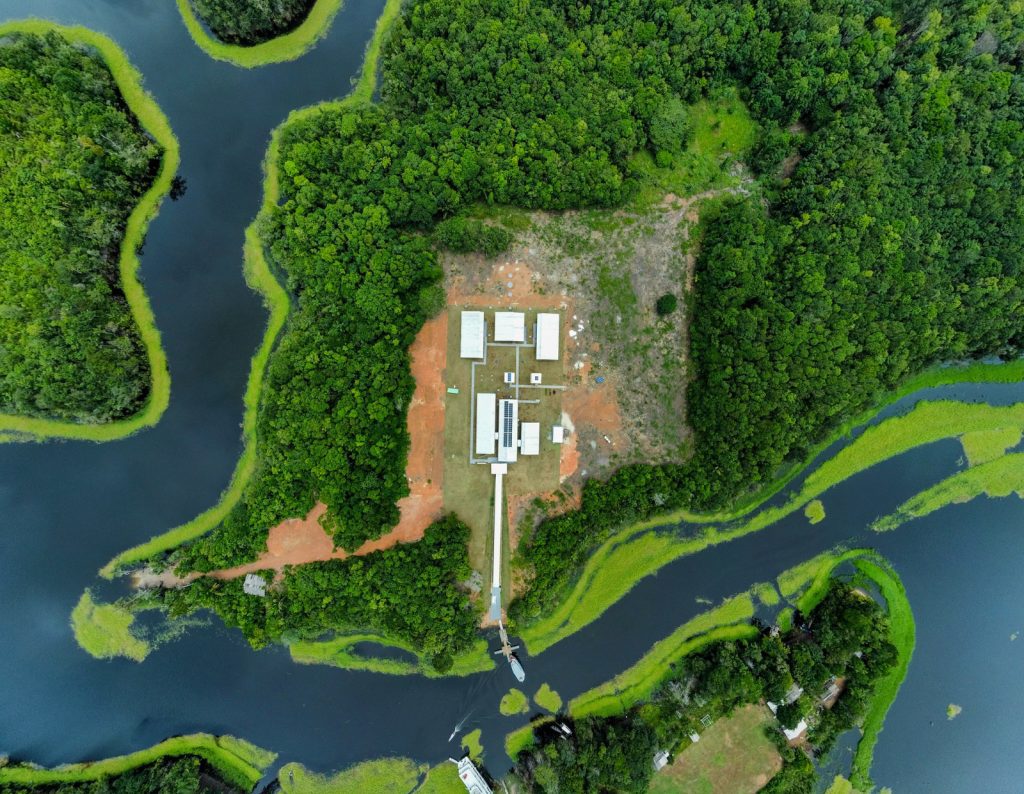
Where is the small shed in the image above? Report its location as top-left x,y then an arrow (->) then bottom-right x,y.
652,750 -> 670,772
494,311 -> 525,342
521,422 -> 540,455
243,574 -> 267,597
460,311 -> 485,359
552,425 -> 564,444
535,312 -> 560,360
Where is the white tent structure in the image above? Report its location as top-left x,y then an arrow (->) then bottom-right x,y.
535,312 -> 560,360
475,393 -> 496,455
460,311 -> 485,358
494,311 -> 525,342
520,422 -> 540,455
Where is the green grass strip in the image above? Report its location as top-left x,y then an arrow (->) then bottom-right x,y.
279,757 -> 423,794
874,451 -> 1024,532
0,20 -> 176,444
0,734 -> 275,790
289,633 -> 494,678
960,426 -> 1022,466
99,0 -> 404,577
568,595 -> 757,719
175,0 -> 346,67
849,557 -> 915,789
521,398 -> 1024,654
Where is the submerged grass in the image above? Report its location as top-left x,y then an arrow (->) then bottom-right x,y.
175,0 -> 346,67
849,557 -> 915,789
0,734 -> 274,790
0,20 -> 176,444
71,591 -> 150,662
874,452 -> 1024,532
100,0 -> 404,577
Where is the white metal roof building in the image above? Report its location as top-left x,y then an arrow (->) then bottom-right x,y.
535,312 -> 560,360
497,399 -> 519,463
520,422 -> 540,455
460,311 -> 485,359
475,393 -> 496,455
455,757 -> 493,794
494,311 -> 525,342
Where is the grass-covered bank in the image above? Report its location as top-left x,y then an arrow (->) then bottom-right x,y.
289,633 -> 494,677
71,590 -> 150,662
99,0 -> 403,578
0,20 -> 176,443
176,0 -> 345,67
518,396 -> 1024,654
0,734 -> 275,791
278,757 -> 464,794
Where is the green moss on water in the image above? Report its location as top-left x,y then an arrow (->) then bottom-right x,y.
500,688 -> 529,716
71,591 -> 150,662
461,729 -> 483,760
804,499 -> 826,524
534,683 -> 563,713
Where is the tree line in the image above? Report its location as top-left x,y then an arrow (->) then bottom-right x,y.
0,33 -> 158,423
0,756 -> 241,794
189,0 -> 316,45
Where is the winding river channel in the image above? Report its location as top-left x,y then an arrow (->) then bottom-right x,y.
1,1 -> 1023,791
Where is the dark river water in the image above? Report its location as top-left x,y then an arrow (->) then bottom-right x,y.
1,2 -> 1022,791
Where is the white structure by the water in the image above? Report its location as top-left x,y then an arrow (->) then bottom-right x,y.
535,312 -> 560,360
497,399 -> 519,463
494,311 -> 525,342
460,311 -> 485,359
475,393 -> 496,455
453,757 -> 492,794
520,422 -> 540,455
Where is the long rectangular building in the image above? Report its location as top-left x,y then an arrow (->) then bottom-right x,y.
460,311 -> 485,359
475,392 -> 496,455
535,312 -> 560,360
497,399 -> 519,463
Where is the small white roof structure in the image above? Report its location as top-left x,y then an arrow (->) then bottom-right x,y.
494,311 -> 525,342
782,720 -> 808,742
530,372 -> 542,384
498,399 -> 519,463
455,757 -> 492,794
243,573 -> 267,597
503,371 -> 515,384
521,422 -> 540,455
535,312 -> 560,360
460,311 -> 485,359
552,425 -> 564,443
475,393 -> 496,455
652,750 -> 670,772
490,463 -> 507,475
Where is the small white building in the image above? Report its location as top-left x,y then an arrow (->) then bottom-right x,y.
475,393 -> 496,455
552,425 -> 564,444
460,311 -> 485,359
521,422 -> 540,455
494,311 -> 525,342
535,312 -> 560,360
243,574 -> 266,597
497,399 -> 519,463
454,757 -> 492,794
652,750 -> 670,772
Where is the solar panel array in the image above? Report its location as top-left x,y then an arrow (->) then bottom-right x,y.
502,402 -> 514,449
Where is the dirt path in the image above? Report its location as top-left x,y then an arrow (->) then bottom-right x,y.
136,316 -> 450,590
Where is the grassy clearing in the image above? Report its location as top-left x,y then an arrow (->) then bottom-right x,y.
533,683 -> 563,713
649,704 -> 781,794
99,0 -> 404,577
569,595 -> 756,719
71,591 -> 150,662
874,452 -> 1024,532
804,499 -> 826,524
500,688 -> 529,716
0,20 -> 176,444
960,426 -> 1022,466
461,729 -> 483,760
288,634 -> 493,678
849,557 -> 915,789
175,0 -> 346,67
0,734 -> 274,790
520,397 -> 1024,654
279,758 -> 422,794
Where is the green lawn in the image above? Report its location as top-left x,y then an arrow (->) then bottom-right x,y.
649,704 -> 781,794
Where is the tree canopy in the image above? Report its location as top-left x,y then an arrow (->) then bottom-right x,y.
189,0 -> 316,45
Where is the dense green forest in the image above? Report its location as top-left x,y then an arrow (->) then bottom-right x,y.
0,33 -> 158,422
189,0 -> 316,45
0,756 -> 242,794
166,0 -> 1022,661
512,580 -> 898,793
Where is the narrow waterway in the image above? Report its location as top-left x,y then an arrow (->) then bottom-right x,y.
0,2 -> 1022,790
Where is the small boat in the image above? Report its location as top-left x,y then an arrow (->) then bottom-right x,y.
495,620 -> 526,682
509,654 -> 525,683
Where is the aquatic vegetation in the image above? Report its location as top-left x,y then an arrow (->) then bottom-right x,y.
947,704 -> 962,721
804,499 -> 826,524
874,453 -> 1024,532
500,688 -> 529,716
461,729 -> 483,760
0,20 -> 176,443
753,581 -> 781,607
176,0 -> 347,67
959,427 -> 1022,466
0,734 -> 274,791
71,591 -> 150,662
289,633 -> 493,678
278,757 -> 421,793
533,683 -> 563,713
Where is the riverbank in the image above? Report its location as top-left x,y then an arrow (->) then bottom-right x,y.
518,395 -> 1024,654
175,0 -> 346,67
99,0 -> 402,578
0,733 -> 275,791
0,20 -> 176,444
